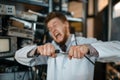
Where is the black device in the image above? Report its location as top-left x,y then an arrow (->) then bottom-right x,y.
0,16 -> 2,35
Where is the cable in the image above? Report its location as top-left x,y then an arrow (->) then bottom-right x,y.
33,34 -> 95,65
22,71 -> 27,80
84,55 -> 95,65
74,34 -> 114,80
74,34 -> 95,65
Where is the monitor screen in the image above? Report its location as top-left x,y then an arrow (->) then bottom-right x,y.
0,38 -> 10,53
0,36 -> 17,58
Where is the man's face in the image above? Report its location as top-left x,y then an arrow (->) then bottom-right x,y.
47,18 -> 70,44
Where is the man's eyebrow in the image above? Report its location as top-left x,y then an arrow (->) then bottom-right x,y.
53,21 -> 57,24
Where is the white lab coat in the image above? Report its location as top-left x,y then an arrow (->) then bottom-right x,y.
15,35 -> 120,80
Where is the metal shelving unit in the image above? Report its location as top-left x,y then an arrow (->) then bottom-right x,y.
10,0 -> 53,13
66,16 -> 83,22
11,0 -> 49,7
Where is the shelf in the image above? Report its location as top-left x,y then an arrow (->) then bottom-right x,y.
66,16 -> 83,22
11,0 -> 49,7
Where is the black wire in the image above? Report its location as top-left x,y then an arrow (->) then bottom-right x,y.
31,67 -> 35,80
84,55 -> 95,65
74,34 -> 95,65
22,71 -> 27,80
74,34 -> 115,80
28,67 -> 33,80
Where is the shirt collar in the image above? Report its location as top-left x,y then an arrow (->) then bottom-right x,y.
65,34 -> 73,46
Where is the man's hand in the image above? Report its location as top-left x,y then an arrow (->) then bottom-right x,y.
68,45 -> 89,59
37,43 -> 56,58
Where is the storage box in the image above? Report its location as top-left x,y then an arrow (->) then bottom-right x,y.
68,1 -> 83,18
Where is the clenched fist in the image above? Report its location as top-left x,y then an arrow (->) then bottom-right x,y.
37,43 -> 89,59
68,45 -> 89,59
37,43 -> 56,58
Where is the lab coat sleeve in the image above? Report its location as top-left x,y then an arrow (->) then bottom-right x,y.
14,45 -> 47,66
91,41 -> 120,58
76,37 -> 99,56
76,37 -> 120,58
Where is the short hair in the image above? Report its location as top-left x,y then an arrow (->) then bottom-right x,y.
44,12 -> 67,26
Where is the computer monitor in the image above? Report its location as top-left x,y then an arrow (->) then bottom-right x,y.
0,36 -> 17,58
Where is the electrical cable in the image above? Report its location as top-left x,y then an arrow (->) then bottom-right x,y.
74,34 -> 114,80
74,33 -> 95,65
32,33 -> 114,80
28,67 -> 33,80
22,71 -> 27,80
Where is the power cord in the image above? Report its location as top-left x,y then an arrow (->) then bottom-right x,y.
74,34 -> 114,80
74,34 -> 95,65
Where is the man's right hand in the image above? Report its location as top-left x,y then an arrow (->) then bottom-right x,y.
37,43 -> 56,58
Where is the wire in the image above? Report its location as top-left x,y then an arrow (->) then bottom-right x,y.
84,55 -> 95,65
74,34 -> 115,80
74,34 -> 95,65
22,71 -> 27,80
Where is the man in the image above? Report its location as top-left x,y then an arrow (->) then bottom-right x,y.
15,12 -> 120,80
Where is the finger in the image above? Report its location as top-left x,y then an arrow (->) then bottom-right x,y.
50,44 -> 56,58
77,46 -> 81,59
73,46 -> 78,58
84,45 -> 89,53
68,46 -> 74,59
44,43 -> 54,56
45,43 -> 56,58
80,45 -> 88,57
37,46 -> 44,55
46,43 -> 52,56
43,44 -> 47,56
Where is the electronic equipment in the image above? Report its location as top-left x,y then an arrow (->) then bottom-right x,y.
0,16 -> 2,35
7,26 -> 34,40
0,4 -> 16,15
0,16 -> 34,39
0,36 -> 17,58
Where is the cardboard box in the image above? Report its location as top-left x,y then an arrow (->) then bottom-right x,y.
11,20 -> 24,29
68,1 -> 83,18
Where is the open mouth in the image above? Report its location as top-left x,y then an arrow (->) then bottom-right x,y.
55,33 -> 60,38
55,33 -> 61,40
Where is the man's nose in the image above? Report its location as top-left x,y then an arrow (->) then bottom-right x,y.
51,28 -> 56,33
